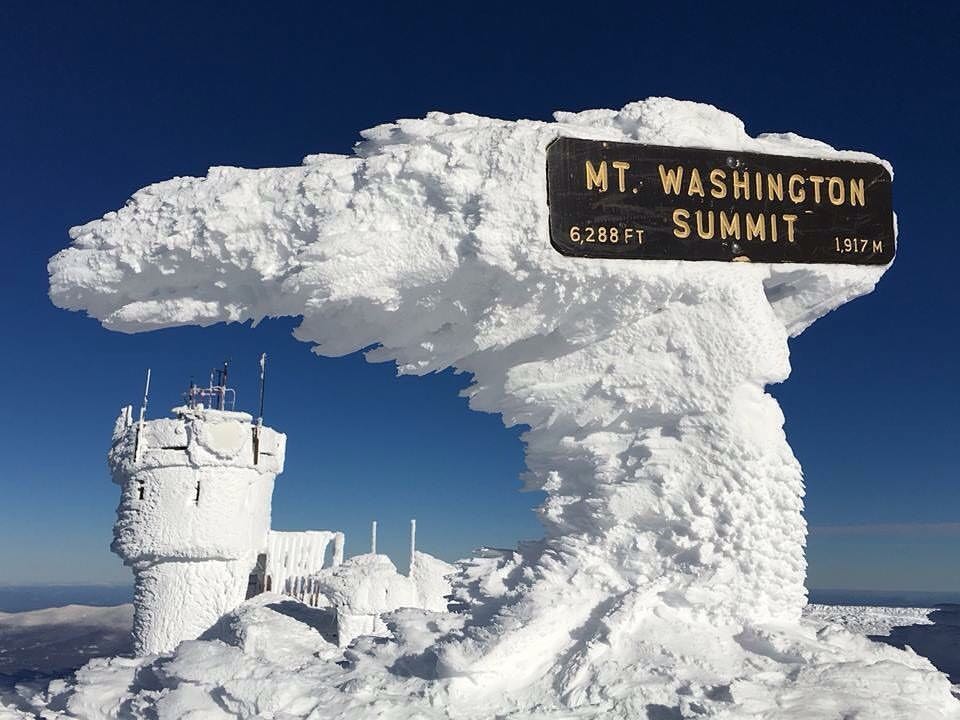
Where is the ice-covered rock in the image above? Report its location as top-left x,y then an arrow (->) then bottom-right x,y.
46,98 -> 960,717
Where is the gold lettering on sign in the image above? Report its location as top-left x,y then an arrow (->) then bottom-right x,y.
612,161 -> 630,192
732,171 -> 750,200
659,165 -> 684,195
849,178 -> 866,207
672,208 -> 691,238
585,161 -> 608,192
746,213 -> 765,241
788,174 -> 806,202
767,173 -> 784,201
695,210 -> 714,239
687,168 -> 705,197
720,211 -> 741,240
687,168 -> 704,197
710,169 -> 727,198
782,214 -> 798,242
809,175 -> 825,204
827,177 -> 845,206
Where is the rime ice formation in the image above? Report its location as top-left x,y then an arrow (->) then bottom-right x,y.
316,552 -> 455,646
109,403 -> 444,656
109,405 -> 286,655
265,529 -> 345,597
47,99 -> 960,717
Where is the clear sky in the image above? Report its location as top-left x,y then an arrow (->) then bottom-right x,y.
0,1 -> 957,592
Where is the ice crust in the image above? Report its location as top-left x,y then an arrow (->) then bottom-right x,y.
43,98 -> 960,717
108,406 -> 286,655
315,551 -> 455,646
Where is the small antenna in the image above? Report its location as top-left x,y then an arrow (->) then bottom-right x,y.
409,518 -> 416,573
252,354 -> 267,465
189,362 -> 234,411
371,520 -> 378,554
257,353 -> 267,427
219,361 -> 229,411
134,368 -> 151,463
140,368 -> 152,422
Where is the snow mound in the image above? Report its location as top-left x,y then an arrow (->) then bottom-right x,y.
313,551 -> 454,646
44,98 -> 960,717
316,554 -> 414,616
7,600 -> 958,719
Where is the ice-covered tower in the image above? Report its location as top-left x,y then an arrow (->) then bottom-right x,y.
108,389 -> 285,656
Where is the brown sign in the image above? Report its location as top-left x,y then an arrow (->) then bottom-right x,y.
546,137 -> 894,264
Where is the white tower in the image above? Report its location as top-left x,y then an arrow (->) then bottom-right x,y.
109,392 -> 285,655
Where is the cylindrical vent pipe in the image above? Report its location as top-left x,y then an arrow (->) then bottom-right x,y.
371,520 -> 377,554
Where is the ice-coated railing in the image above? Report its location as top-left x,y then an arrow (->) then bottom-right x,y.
265,530 -> 345,604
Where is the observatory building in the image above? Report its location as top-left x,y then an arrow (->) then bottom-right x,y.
109,362 -> 449,655
108,365 -> 291,655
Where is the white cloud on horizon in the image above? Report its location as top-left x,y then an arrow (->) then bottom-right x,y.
810,522 -> 960,537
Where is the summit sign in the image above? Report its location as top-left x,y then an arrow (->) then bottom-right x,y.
546,137 -> 894,264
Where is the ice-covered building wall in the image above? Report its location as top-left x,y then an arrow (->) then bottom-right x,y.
109,405 -> 286,655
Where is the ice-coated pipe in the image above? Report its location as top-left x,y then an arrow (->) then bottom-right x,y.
409,518 -> 416,573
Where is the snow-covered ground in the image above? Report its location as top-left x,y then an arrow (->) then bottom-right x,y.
1,600 -> 957,718
0,604 -> 132,714
807,603 -> 960,686
805,603 -> 935,637
0,605 -> 133,686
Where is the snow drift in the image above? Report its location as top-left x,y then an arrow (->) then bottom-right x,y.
42,98 -> 960,718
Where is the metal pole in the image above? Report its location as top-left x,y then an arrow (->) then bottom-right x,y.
134,368 -> 151,463
371,520 -> 377,555
219,361 -> 228,410
409,518 -> 416,574
257,353 -> 266,426
253,354 -> 267,465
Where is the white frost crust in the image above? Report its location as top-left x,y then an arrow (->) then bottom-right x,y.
804,603 -> 935,637
108,408 -> 285,654
311,551 -> 454,648
265,530 -> 344,595
18,601 -> 959,720
410,550 -> 456,613
315,554 -> 414,616
131,559 -> 249,656
41,99 -> 947,717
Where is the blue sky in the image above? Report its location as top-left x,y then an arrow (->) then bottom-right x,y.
0,2 -> 957,592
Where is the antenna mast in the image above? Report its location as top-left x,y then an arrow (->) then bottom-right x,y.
257,353 -> 267,427
134,368 -> 151,463
409,518 -> 417,573
218,361 -> 229,410
252,353 -> 267,465
186,362 -> 235,411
